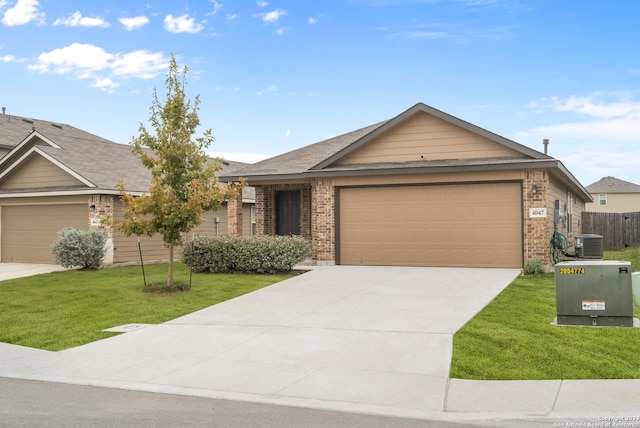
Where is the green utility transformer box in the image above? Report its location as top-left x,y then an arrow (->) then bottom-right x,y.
555,260 -> 634,327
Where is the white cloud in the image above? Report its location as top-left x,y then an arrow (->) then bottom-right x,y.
27,43 -> 168,92
284,129 -> 291,137
308,17 -> 318,24
111,50 -> 167,79
91,78 -> 119,92
28,43 -> 113,75
0,55 -> 27,64
53,11 -> 110,28
275,26 -> 289,35
257,84 -> 278,95
209,0 -> 223,15
227,13 -> 239,20
403,31 -> 452,39
1,0 -> 44,26
518,93 -> 640,141
257,1 -> 268,6
119,15 -> 149,31
515,93 -> 640,185
164,13 -> 205,34
555,149 -> 640,188
540,94 -> 640,119
258,8 -> 286,24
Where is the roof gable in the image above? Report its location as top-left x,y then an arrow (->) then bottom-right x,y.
0,117 -> 152,193
0,131 -> 61,171
312,103 -> 547,170
586,176 -> 640,193
331,110 -> 525,166
0,148 -> 94,190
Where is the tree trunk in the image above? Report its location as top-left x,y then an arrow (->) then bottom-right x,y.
167,241 -> 174,286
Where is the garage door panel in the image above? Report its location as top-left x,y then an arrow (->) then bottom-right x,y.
339,183 -> 522,268
2,204 -> 87,263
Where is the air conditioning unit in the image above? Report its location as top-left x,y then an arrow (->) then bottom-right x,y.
575,234 -> 603,258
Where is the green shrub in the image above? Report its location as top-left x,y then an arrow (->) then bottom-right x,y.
524,258 -> 546,275
183,235 -> 310,274
51,228 -> 107,270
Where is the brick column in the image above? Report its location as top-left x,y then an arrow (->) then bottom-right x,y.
227,193 -> 243,236
88,195 -> 114,265
523,170 -> 550,267
311,178 -> 335,264
257,186 -> 276,236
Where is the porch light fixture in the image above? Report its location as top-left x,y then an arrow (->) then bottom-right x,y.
531,185 -> 539,194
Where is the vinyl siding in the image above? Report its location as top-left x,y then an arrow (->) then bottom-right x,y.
0,153 -> 85,190
112,201 -> 255,263
585,193 -> 640,213
335,111 -> 523,165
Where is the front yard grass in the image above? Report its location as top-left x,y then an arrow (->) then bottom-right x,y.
0,263 -> 293,351
450,248 -> 640,380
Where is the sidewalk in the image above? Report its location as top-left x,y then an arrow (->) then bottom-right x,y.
1,264 -> 639,424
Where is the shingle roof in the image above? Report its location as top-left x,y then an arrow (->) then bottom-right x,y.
225,120 -> 388,178
0,113 -> 248,194
221,102 -> 549,181
586,176 -> 640,193
219,102 -> 592,203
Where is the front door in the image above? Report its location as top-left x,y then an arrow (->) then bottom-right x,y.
276,190 -> 300,235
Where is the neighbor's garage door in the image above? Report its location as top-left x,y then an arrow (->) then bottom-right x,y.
1,204 -> 87,263
338,182 -> 522,268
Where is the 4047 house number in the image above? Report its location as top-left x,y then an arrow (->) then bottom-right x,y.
529,207 -> 547,218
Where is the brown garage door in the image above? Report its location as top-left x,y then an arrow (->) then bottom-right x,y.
338,182 -> 522,268
1,204 -> 87,263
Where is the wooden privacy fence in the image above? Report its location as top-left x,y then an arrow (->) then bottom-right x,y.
581,211 -> 640,250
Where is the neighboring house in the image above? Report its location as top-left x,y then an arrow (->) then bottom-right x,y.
585,176 -> 640,213
0,112 -> 254,264
221,102 -> 592,269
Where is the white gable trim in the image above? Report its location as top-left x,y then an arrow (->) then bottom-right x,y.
0,146 -> 96,188
0,130 -> 62,169
311,103 -> 548,171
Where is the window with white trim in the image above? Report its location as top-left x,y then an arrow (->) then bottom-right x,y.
566,192 -> 573,234
250,206 -> 256,235
599,193 -> 607,205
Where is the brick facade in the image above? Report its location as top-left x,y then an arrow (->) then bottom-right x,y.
254,171 -> 566,268
88,194 -> 115,264
311,178 -> 335,263
227,193 -> 243,236
254,182 -> 318,257
523,169 -> 551,266
256,183 -> 312,237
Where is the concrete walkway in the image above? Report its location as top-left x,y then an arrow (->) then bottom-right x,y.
1,264 -> 639,424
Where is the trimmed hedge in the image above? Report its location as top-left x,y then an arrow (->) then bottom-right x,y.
183,235 -> 311,274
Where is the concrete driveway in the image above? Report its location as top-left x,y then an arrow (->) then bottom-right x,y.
0,263 -> 67,281
0,265 -> 519,419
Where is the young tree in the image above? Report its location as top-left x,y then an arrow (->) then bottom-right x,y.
117,54 -> 244,287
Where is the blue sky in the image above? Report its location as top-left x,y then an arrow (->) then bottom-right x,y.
1,0 -> 639,187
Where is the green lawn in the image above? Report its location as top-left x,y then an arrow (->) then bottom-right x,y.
450,249 -> 640,380
0,263 -> 293,351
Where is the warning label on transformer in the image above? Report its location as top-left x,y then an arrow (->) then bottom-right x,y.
582,300 -> 606,310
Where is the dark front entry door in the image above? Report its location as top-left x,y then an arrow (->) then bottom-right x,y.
276,190 -> 300,235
